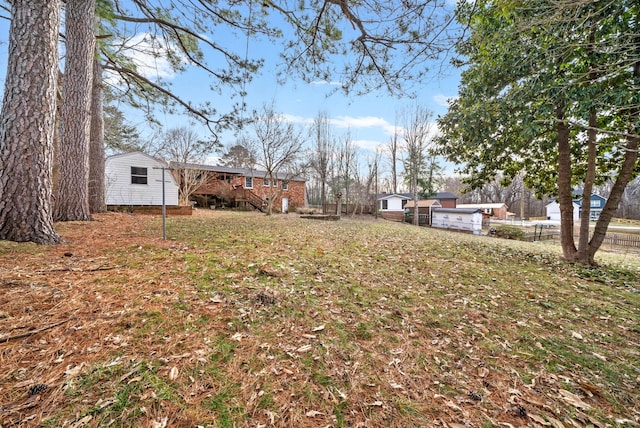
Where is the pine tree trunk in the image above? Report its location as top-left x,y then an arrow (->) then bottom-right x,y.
89,57 -> 107,213
54,0 -> 96,221
0,0 -> 62,244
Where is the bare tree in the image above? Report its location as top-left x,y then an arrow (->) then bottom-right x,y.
53,0 -> 96,221
351,151 -> 381,216
387,126 -> 401,194
0,0 -> 61,244
402,105 -> 435,225
246,105 -> 304,215
310,112 -> 335,214
337,132 -> 357,214
155,127 -> 220,205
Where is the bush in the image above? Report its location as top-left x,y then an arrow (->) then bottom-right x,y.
490,224 -> 526,240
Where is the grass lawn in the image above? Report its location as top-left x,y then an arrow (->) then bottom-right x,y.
1,210 -> 638,427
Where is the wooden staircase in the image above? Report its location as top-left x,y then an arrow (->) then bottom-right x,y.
232,187 -> 265,212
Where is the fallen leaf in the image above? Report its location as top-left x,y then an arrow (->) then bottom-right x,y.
152,416 -> 168,428
571,331 -> 583,340
547,415 -> 565,428
558,389 -> 592,410
529,414 -> 551,426
365,401 -> 383,407
169,366 -> 179,381
311,325 -> 325,332
296,344 -> 313,353
477,367 -> 489,378
306,410 -> 323,417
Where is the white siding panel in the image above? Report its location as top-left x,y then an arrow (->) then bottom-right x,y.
105,152 -> 179,206
432,211 -> 482,234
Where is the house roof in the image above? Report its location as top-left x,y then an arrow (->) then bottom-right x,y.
405,199 -> 442,208
376,193 -> 413,201
377,192 -> 458,201
170,161 -> 304,182
432,192 -> 458,200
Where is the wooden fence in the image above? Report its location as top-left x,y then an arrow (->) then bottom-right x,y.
549,232 -> 640,248
599,233 -> 640,248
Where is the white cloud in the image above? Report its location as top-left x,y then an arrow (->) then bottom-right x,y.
279,113 -> 314,125
353,139 -> 386,152
329,115 -> 397,136
433,94 -> 455,107
310,80 -> 343,86
104,33 -> 183,85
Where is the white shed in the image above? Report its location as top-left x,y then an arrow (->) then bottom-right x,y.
105,152 -> 179,206
431,208 -> 483,234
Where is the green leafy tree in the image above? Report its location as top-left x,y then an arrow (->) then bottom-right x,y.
437,0 -> 639,264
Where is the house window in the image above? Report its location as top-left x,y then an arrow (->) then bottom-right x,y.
282,181 -> 289,190
382,200 -> 388,210
273,179 -> 278,188
401,200 -> 408,209
131,166 -> 148,185
263,177 -> 270,186
245,176 -> 253,188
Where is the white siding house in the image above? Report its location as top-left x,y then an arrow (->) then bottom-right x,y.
377,193 -> 412,221
105,152 -> 179,206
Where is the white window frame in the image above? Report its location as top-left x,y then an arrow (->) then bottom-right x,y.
245,176 -> 253,188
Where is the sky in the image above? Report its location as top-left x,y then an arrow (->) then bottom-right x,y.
0,2 -> 462,175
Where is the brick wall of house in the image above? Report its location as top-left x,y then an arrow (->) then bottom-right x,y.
251,178 -> 305,212
438,198 -> 457,208
187,171 -> 305,212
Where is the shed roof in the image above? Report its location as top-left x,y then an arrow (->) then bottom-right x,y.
457,203 -> 507,209
432,207 -> 482,214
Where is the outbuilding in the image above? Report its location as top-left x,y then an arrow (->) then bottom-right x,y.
431,208 -> 483,234
105,152 -> 179,207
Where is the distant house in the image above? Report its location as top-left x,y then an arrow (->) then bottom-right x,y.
173,162 -> 306,213
456,203 -> 514,220
377,193 -> 412,221
105,152 -> 179,207
546,194 -> 607,221
377,192 -> 458,221
431,208 -> 483,234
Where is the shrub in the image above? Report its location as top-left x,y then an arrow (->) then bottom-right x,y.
490,224 -> 526,240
